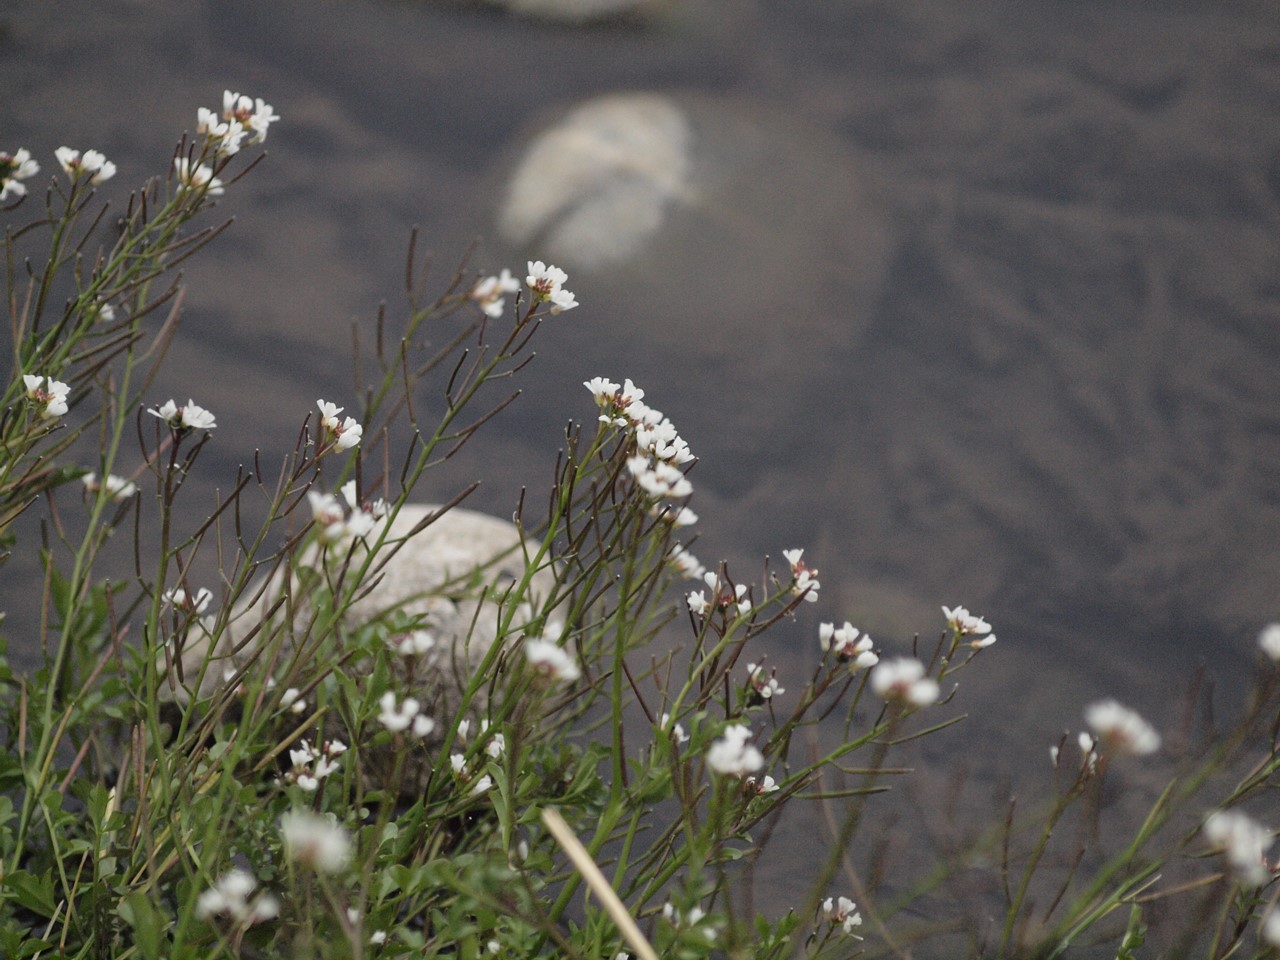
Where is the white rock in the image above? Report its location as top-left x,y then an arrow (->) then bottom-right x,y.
170,504 -> 556,718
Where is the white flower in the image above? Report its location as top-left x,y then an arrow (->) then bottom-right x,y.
308,489 -> 377,544
525,260 -> 577,312
316,399 -> 362,451
163,586 -> 213,615
0,148 -> 39,201
173,157 -> 224,197
818,622 -> 879,669
471,268 -> 520,318
660,712 -> 689,745
1083,699 -> 1161,756
821,896 -> 864,936
746,662 -> 784,701
197,107 -> 247,155
1258,623 -> 1280,663
583,377 -> 620,404
195,868 -> 279,924
524,637 -> 581,683
82,472 -> 138,501
687,589 -> 710,616
942,605 -> 994,641
285,739 -> 346,791
222,90 -> 280,143
706,723 -> 763,777
745,774 -> 778,795
1077,732 -> 1098,773
627,456 -> 693,499
669,545 -> 706,580
22,374 -> 70,418
387,630 -> 436,657
780,549 -> 821,600
377,691 -> 423,734
54,147 -> 116,184
148,398 -> 216,431
280,687 -> 307,714
280,810 -> 351,873
548,286 -> 578,314
870,658 -> 940,707
1203,809 -> 1274,888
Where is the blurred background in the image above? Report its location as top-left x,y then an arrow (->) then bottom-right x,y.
3,0 -> 1279,929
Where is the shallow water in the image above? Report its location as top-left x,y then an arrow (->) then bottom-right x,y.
3,0 -> 1279,947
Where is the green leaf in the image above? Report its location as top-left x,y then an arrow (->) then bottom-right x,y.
4,869 -> 57,918
119,891 -> 165,960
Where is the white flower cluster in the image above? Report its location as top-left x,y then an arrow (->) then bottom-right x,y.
195,868 -> 279,925
163,586 -> 214,616
173,157 -> 224,197
54,147 -> 115,184
471,268 -> 520,319
386,629 -> 436,658
0,148 -> 40,201
149,398 -> 217,432
524,631 -> 581,684
781,548 -> 820,602
821,896 -> 864,936
316,399 -> 363,452
1083,699 -> 1161,756
197,89 -> 280,156
688,571 -> 752,619
705,723 -> 764,777
526,260 -> 578,313
283,738 -> 347,792
81,471 -> 138,501
1202,809 -> 1275,888
660,712 -> 689,745
307,480 -> 385,545
669,544 -> 706,581
449,750 -> 494,797
662,903 -> 716,941
818,622 -> 879,670
942,604 -> 997,649
746,662 -> 784,702
870,657 -> 940,707
376,692 -> 436,738
22,374 -> 70,419
280,809 -> 351,874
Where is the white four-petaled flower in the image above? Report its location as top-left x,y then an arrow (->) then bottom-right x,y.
525,260 -> 578,313
195,869 -> 280,924
1083,699 -> 1161,756
0,148 -> 40,201
54,147 -> 116,184
870,657 -> 939,707
82,472 -> 138,501
22,374 -> 70,418
1202,809 -> 1274,888
706,723 -> 763,777
316,399 -> 362,451
819,622 -> 879,670
149,398 -> 217,431
471,268 -> 520,318
173,157 -> 225,197
524,637 -> 581,683
280,809 -> 351,873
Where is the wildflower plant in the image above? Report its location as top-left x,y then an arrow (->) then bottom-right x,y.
0,91 -> 1277,960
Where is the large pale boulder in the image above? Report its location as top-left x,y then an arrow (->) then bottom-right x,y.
172,504 -> 557,721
